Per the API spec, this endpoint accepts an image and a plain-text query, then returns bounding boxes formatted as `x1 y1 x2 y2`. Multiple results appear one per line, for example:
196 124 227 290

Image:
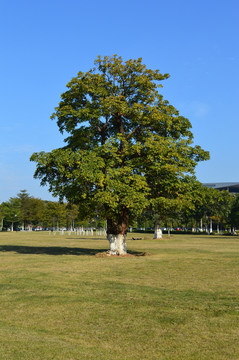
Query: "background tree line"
1 186 239 233
0 190 95 231
137 182 237 234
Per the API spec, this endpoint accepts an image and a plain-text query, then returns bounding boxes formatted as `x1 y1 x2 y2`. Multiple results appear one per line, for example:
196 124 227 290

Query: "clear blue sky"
0 0 238 202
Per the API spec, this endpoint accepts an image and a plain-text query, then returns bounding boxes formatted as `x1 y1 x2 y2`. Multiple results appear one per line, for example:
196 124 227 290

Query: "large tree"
31 55 209 254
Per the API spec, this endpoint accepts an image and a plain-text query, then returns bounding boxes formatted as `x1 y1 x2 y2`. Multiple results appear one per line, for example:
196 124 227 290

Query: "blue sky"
0 0 238 202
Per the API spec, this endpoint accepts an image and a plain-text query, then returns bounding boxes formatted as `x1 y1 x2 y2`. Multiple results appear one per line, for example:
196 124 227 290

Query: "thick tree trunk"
106 212 128 255
154 223 162 239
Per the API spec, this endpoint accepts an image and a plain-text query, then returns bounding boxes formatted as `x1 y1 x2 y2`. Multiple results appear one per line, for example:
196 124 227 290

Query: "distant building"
203 182 239 194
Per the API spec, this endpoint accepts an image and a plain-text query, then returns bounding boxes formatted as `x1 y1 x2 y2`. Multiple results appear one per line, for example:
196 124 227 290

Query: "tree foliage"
1 197 20 230
229 195 239 228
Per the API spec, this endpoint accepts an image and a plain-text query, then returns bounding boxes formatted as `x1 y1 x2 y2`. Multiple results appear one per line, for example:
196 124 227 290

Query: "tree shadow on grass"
0 245 145 257
0 245 106 256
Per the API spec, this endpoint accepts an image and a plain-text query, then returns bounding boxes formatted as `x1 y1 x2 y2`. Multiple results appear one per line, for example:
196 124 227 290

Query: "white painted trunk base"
199 218 203 232
107 234 127 255
154 225 162 239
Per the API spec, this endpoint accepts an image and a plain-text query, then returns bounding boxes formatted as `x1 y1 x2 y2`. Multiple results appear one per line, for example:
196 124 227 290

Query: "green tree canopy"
31 55 209 254
42 201 67 230
1 197 21 231
229 194 239 229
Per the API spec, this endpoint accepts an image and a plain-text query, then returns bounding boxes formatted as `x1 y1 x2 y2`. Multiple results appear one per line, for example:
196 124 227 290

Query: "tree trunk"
199 218 203 232
209 218 213 233
106 213 128 255
154 223 162 239
107 233 127 255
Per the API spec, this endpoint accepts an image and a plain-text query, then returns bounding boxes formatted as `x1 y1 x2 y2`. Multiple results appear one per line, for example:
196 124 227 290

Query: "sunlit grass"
0 231 238 359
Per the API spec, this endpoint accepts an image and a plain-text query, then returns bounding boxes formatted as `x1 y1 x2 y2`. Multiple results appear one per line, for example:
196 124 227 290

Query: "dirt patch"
95 251 150 258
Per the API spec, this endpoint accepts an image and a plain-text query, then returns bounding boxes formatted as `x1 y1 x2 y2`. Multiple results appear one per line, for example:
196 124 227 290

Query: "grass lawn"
0 231 238 359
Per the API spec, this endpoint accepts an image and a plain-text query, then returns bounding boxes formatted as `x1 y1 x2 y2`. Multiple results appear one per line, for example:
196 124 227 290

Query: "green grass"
0 231 238 359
